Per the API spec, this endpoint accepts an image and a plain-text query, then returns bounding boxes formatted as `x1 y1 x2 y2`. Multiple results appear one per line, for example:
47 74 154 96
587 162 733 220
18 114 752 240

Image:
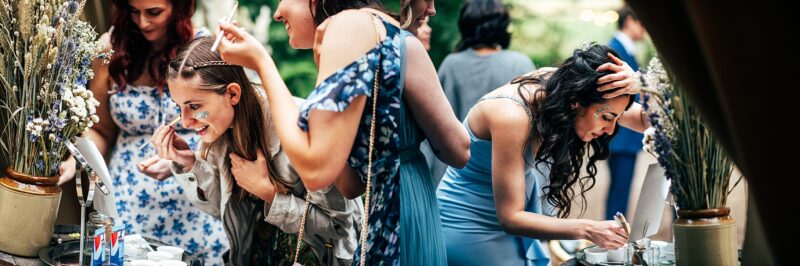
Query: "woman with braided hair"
151 36 363 265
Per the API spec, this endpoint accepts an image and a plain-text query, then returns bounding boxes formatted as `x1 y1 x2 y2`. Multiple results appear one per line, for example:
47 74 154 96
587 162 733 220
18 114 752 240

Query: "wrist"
577 219 593 240
257 180 276 203
257 56 280 80
255 49 271 71
178 156 196 172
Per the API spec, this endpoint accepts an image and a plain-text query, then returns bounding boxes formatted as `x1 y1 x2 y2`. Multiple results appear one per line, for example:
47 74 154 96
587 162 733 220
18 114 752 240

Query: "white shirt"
614 31 637 56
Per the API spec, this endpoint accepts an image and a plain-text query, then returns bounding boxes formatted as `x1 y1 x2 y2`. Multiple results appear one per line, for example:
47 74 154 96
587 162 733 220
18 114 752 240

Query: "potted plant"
0 0 106 256
641 57 741 265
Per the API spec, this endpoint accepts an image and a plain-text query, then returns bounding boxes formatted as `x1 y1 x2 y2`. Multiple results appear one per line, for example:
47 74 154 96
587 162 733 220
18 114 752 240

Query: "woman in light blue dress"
438 44 651 265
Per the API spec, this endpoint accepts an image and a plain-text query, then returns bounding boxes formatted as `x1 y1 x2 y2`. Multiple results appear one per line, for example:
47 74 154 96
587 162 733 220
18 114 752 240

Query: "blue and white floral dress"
108 85 228 264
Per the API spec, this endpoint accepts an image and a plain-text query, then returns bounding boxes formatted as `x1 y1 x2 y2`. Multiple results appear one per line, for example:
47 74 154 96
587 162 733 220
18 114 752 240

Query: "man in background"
606 5 647 221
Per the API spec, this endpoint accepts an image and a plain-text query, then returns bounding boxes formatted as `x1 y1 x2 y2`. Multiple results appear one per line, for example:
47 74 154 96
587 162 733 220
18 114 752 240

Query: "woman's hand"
137 156 174 181
97 26 114 53
217 21 272 72
585 220 629 249
596 53 641 98
150 125 195 171
57 156 77 186
230 149 276 203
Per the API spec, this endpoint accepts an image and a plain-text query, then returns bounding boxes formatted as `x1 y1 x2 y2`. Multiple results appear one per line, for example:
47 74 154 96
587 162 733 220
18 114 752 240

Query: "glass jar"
85 212 114 261
624 239 662 266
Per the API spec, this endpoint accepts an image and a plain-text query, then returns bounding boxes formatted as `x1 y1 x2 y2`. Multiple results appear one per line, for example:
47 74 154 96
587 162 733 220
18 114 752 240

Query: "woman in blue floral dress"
76 0 228 264
214 0 469 265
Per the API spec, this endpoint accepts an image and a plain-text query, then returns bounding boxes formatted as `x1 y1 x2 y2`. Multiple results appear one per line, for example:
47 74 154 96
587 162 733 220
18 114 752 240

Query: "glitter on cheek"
193 111 209 120
594 103 612 120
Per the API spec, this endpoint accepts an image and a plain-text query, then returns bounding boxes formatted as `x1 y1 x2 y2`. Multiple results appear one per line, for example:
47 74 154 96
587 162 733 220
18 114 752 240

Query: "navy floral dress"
298 15 403 266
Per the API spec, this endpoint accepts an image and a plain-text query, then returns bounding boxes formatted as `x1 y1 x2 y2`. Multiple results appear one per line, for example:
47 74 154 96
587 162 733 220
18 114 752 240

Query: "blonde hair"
400 0 413 29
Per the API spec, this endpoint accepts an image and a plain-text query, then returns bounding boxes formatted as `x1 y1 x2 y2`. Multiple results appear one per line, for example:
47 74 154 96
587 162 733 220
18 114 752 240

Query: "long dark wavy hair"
310 0 396 26
168 37 289 201
512 44 635 218
109 0 196 90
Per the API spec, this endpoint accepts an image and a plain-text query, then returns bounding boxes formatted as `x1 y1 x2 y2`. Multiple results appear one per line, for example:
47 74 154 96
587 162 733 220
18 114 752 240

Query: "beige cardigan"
171 95 363 265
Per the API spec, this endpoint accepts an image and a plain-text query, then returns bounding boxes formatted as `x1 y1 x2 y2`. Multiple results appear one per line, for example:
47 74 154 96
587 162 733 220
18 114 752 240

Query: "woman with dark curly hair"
437 44 648 266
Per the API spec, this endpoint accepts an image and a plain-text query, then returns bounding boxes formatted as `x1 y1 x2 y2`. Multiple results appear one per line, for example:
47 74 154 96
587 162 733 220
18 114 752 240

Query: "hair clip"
576 40 597 53
192 60 234 69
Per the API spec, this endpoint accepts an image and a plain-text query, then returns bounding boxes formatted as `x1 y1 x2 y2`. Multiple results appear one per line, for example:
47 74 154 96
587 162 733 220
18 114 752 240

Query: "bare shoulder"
317 10 376 43
404 35 426 56
315 10 389 81
484 100 532 129
470 97 532 142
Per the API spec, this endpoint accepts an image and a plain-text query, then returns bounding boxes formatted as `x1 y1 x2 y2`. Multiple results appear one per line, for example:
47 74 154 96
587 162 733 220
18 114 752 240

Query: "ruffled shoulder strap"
297 14 397 131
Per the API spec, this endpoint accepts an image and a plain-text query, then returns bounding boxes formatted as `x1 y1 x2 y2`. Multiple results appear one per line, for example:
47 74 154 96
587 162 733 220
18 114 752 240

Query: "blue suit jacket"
608 37 644 155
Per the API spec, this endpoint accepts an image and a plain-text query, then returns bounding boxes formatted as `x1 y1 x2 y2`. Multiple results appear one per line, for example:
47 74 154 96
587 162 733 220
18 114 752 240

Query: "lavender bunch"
1 0 110 176
639 57 735 210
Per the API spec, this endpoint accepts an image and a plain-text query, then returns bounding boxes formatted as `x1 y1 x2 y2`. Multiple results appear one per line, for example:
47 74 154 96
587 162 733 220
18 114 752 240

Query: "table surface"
1 251 44 266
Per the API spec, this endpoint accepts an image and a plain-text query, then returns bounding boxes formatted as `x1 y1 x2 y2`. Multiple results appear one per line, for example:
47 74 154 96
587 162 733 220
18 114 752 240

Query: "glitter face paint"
193 111 209 120
594 103 612 120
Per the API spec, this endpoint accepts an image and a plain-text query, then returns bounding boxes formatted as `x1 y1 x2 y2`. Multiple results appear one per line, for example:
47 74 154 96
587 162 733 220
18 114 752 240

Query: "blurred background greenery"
237 0 398 97
223 0 655 97
81 0 654 98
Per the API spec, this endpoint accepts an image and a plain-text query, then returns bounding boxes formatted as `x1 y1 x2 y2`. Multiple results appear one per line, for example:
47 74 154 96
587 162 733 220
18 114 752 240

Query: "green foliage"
426 0 465 67
235 0 657 93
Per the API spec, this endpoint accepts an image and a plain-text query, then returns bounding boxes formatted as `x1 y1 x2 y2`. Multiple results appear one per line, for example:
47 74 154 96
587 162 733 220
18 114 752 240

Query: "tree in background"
81 0 653 96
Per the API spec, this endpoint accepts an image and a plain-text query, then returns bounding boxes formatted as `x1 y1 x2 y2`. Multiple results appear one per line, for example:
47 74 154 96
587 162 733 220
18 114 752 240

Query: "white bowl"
585 247 608 264
158 260 188 266
607 245 626 262
130 260 160 266
157 246 184 260
147 251 174 261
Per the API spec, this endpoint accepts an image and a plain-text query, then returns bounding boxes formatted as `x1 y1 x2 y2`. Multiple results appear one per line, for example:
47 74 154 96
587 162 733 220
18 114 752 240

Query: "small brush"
138 116 182 150
614 211 631 239
211 1 239 52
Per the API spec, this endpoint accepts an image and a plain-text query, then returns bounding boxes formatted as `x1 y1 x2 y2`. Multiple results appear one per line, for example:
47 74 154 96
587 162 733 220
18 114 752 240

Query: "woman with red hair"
86 0 228 263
